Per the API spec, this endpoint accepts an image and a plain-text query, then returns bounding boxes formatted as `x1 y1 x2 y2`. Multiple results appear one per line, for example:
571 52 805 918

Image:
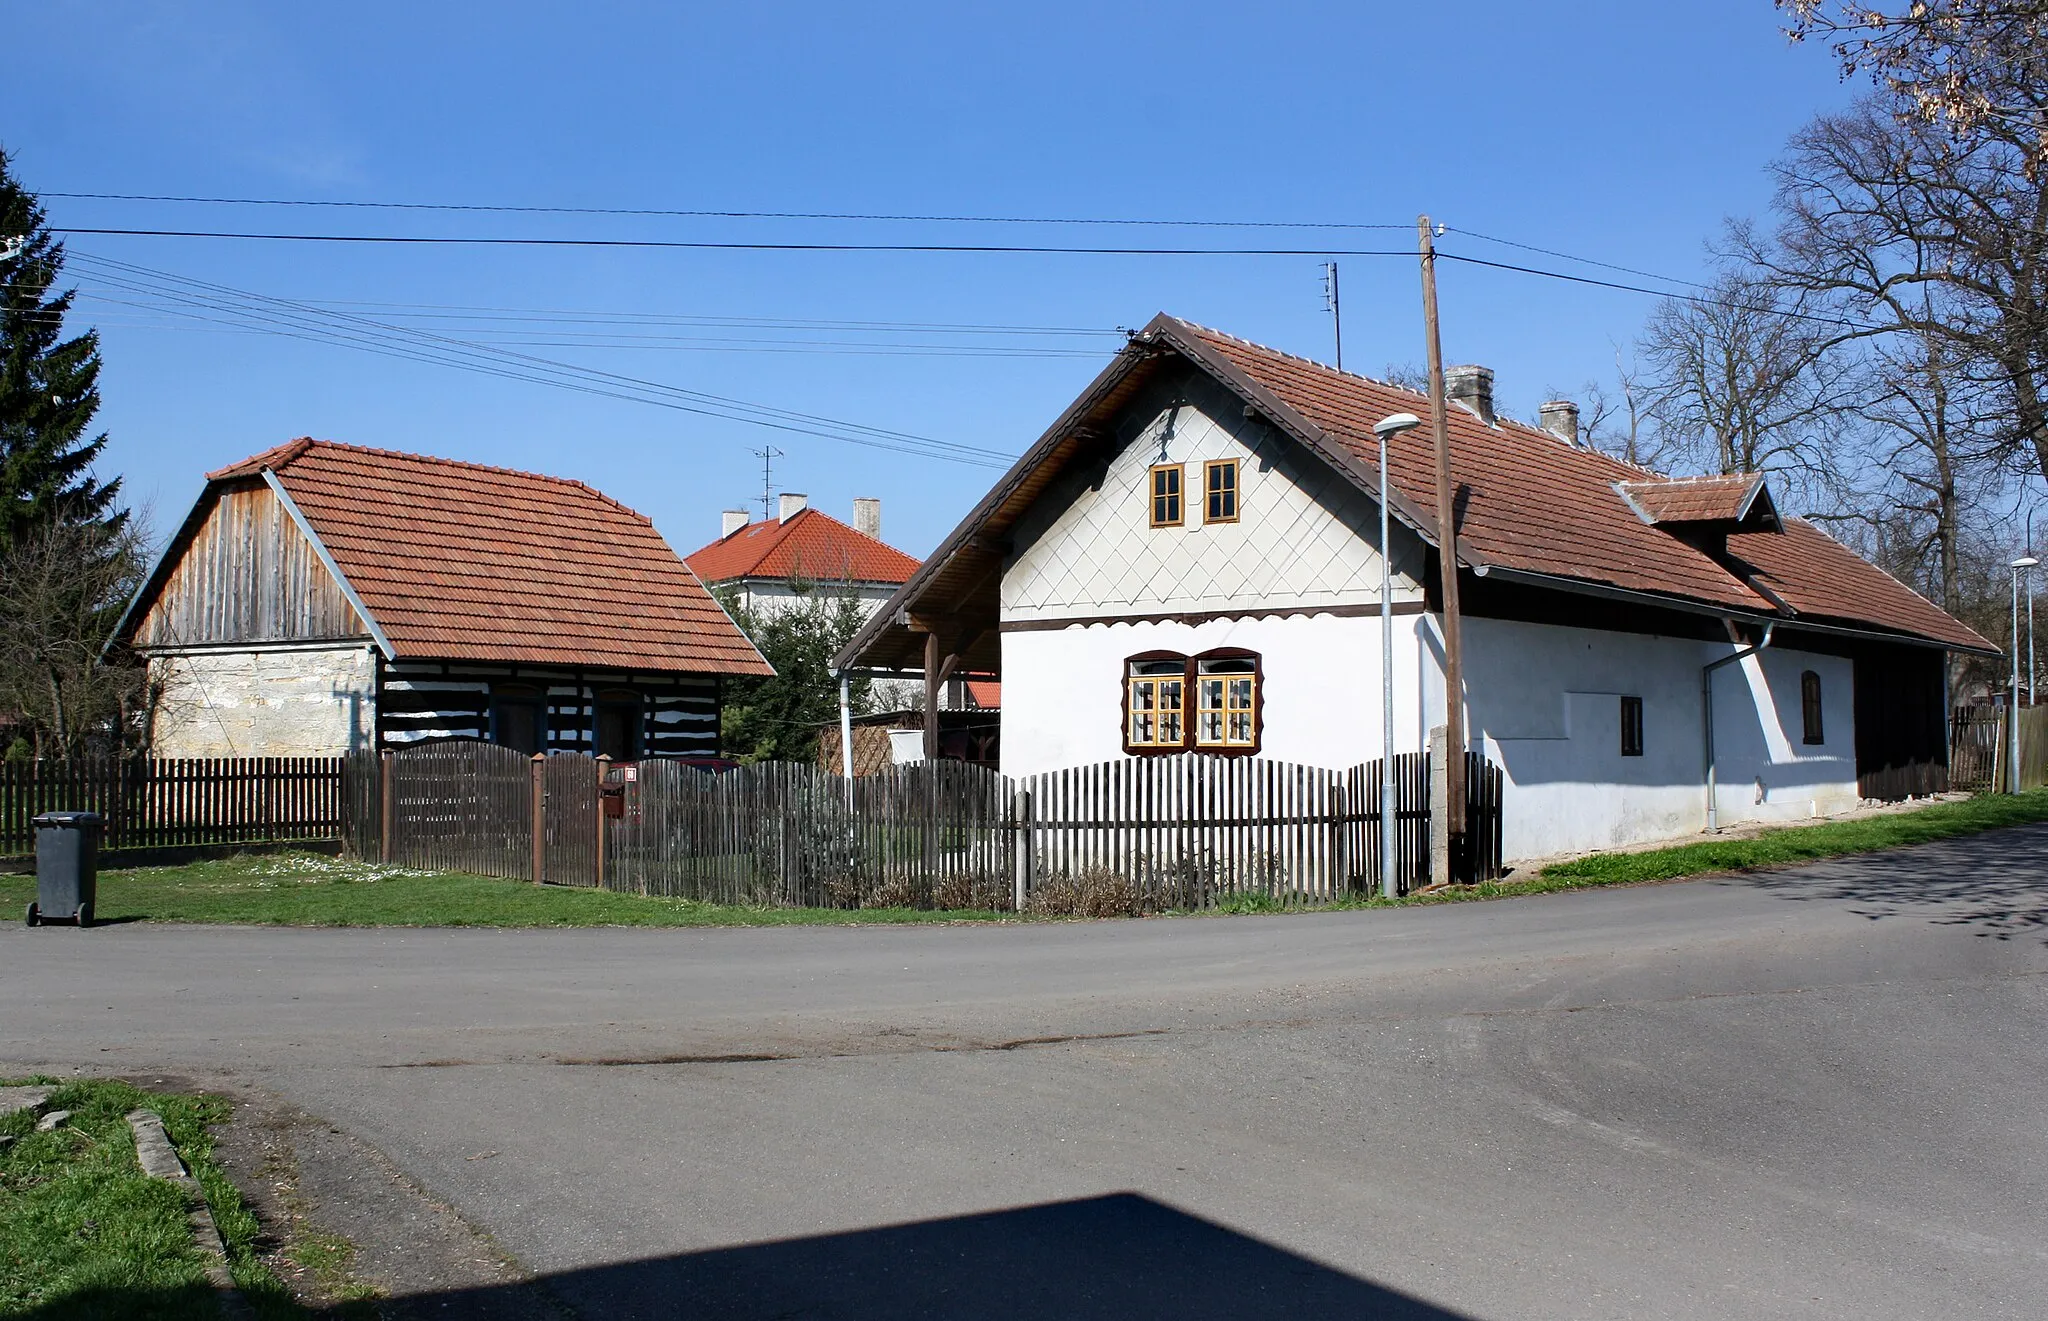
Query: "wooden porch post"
923 630 942 761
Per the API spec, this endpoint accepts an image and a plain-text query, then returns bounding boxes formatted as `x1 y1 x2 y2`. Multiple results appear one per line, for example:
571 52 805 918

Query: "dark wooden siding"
376 659 719 757
136 482 368 648
1854 645 1950 800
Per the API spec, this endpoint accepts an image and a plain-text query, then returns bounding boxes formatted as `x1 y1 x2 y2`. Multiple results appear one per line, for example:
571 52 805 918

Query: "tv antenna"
1321 261 1343 372
752 445 783 521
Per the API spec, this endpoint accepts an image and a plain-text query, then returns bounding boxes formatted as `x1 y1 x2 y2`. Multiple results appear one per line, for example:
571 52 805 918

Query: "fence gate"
382 741 534 879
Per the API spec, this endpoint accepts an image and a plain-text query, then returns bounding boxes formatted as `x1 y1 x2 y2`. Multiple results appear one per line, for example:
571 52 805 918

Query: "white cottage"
836 315 1994 863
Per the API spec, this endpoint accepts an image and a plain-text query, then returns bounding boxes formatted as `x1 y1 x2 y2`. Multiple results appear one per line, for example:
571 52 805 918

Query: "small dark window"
1204 459 1239 523
1620 695 1644 757
493 684 545 755
1149 464 1184 527
1801 671 1824 745
596 690 643 761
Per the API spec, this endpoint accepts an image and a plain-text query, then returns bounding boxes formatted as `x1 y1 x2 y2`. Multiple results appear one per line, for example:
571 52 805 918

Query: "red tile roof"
1615 475 1772 526
206 440 770 674
685 507 919 587
965 680 1001 709
1172 320 1993 653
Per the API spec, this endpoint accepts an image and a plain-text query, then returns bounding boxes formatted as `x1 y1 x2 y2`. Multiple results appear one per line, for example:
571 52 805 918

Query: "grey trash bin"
27 811 102 928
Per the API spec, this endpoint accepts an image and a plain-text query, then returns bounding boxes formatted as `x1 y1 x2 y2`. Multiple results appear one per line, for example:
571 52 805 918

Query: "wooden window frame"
1148 463 1185 528
1620 694 1644 757
1203 459 1240 524
1121 648 1263 757
595 688 644 761
1800 670 1824 745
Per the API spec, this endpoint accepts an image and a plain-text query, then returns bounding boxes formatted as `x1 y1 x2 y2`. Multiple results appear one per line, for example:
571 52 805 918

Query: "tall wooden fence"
0 757 345 856
380 742 534 878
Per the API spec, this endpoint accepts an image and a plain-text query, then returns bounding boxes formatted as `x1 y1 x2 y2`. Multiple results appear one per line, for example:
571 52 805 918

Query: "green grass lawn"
0 853 1017 928
0 1079 309 1320
4 791 2046 929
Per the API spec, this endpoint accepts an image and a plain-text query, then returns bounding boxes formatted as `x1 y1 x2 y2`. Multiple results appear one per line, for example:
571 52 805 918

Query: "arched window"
1800 671 1824 745
1124 654 1187 752
1122 649 1262 755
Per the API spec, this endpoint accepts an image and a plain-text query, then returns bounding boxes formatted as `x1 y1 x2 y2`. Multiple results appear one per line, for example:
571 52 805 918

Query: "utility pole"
1322 262 1343 372
752 445 783 522
1418 215 1467 870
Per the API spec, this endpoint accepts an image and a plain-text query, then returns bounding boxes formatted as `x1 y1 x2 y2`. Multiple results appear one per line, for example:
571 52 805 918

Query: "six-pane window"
1204 459 1239 523
1126 658 1186 748
1620 695 1644 757
1149 464 1184 527
1801 671 1824 744
1195 655 1257 747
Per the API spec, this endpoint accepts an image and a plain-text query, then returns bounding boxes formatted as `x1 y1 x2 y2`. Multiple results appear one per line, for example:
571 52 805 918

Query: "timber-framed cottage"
116 439 770 759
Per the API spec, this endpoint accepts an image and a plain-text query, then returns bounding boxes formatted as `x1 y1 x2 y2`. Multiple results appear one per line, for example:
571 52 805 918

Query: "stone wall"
148 644 376 757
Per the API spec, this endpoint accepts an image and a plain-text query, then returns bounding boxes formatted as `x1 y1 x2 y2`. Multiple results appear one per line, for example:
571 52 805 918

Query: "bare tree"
1744 94 2048 490
1634 264 1855 508
0 517 153 757
1554 347 1675 470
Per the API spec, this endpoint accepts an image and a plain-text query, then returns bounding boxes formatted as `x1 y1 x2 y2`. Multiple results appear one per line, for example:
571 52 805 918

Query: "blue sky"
3 1 1862 560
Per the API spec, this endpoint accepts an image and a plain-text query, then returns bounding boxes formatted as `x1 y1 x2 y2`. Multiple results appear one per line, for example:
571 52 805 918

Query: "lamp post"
1373 412 1424 897
2011 555 2039 793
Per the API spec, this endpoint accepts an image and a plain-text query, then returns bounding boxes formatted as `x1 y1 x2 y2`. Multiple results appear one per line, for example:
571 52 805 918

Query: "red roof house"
685 494 920 616
119 439 766 760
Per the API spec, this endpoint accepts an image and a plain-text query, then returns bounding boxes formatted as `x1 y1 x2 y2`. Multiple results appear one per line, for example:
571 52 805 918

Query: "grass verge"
0 1077 347 1320
0 852 1018 928
4 792 2045 929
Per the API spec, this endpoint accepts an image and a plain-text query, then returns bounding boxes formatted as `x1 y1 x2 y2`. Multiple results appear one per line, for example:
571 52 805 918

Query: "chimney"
779 492 808 523
1538 400 1580 446
721 509 749 537
1445 364 1496 426
852 497 882 540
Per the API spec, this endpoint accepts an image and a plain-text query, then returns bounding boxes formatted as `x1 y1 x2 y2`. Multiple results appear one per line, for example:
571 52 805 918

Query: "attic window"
1149 464 1184 527
1204 460 1239 523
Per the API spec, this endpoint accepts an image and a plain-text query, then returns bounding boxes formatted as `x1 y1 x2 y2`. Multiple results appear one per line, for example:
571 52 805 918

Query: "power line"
43 190 1413 231
53 226 1415 257
63 252 1020 466
1435 252 1887 332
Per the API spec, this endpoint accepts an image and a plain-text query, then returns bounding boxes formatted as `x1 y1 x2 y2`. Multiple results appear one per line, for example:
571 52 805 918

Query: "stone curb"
126 1108 253 1320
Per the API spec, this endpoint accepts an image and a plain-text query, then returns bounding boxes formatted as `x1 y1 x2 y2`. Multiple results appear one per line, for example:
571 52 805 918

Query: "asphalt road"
7 827 2048 1320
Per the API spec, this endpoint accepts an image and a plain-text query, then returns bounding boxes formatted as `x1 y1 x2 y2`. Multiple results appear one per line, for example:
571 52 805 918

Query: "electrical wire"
43 190 1412 230
53 226 1415 257
62 252 1023 466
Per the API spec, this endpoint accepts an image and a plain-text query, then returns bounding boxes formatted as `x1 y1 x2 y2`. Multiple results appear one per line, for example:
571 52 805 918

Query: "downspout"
1703 621 1775 833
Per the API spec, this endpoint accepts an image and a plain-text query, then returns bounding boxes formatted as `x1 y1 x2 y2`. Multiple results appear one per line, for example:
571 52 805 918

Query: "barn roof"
684 507 919 588
139 439 770 675
837 313 1995 675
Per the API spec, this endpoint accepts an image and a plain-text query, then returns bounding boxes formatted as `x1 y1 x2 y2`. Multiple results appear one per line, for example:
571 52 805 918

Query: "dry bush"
861 874 922 910
933 870 1011 911
1029 867 1151 918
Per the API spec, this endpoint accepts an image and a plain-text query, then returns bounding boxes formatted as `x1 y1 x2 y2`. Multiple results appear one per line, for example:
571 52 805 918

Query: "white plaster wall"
1460 617 1859 860
148 644 376 757
732 580 900 618
1003 373 1426 622
999 613 1431 777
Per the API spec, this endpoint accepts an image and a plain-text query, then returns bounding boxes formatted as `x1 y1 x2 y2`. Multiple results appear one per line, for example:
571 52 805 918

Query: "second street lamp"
1373 411 1424 898
2012 555 2039 792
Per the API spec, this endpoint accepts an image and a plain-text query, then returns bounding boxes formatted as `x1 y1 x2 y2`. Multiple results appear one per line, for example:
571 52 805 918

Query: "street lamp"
1373 412 1424 897
2011 555 2039 793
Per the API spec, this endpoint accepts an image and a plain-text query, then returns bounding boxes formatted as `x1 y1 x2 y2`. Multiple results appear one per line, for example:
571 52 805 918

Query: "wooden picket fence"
357 739 1505 906
0 757 346 856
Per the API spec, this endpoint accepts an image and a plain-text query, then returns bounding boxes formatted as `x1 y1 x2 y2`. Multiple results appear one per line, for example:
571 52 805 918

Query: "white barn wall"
1000 613 1431 776
1461 617 1857 859
148 641 376 757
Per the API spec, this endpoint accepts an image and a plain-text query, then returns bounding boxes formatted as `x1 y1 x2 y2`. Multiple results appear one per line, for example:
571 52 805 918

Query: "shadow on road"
1736 822 2048 941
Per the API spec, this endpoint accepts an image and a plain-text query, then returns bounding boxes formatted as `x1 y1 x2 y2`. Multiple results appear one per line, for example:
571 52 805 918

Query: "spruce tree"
0 147 121 550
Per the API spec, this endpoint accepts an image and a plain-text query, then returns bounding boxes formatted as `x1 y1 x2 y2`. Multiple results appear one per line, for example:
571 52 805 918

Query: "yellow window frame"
1148 463 1184 528
1126 674 1186 748
1204 459 1239 523
1194 670 1258 748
